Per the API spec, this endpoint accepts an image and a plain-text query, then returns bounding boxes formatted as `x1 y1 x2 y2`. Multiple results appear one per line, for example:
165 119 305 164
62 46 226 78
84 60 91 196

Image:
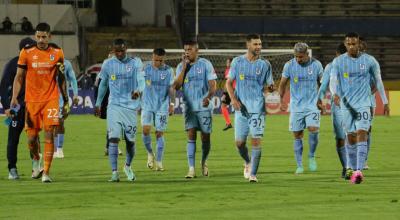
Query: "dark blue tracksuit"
0 56 26 171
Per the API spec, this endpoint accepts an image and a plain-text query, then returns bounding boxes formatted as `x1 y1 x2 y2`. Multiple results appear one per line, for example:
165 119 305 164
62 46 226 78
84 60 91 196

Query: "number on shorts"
356 111 370 121
202 116 212 127
312 112 320 121
250 117 262 128
159 115 167 125
47 108 58 118
126 126 137 135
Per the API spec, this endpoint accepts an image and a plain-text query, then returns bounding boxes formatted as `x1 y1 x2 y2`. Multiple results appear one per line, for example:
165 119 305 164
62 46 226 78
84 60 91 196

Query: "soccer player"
0 37 36 179
330 32 389 184
53 59 79 158
226 34 274 182
318 43 348 178
95 38 145 182
141 48 175 171
173 40 217 178
221 57 233 131
10 23 69 183
279 42 323 175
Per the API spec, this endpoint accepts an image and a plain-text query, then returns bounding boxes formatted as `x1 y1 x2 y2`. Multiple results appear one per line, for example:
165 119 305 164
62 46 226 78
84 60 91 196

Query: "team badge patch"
111 74 116 81
308 67 313 75
50 54 55 61
239 74 245 80
126 65 132 72
344 72 349 78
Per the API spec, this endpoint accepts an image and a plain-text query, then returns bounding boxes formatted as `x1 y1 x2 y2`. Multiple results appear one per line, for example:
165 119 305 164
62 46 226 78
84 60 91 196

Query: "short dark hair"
153 48 166 56
19 37 36 50
112 38 127 47
36 23 51 32
336 43 347 54
246 34 261 42
183 39 198 46
359 36 366 42
345 32 359 39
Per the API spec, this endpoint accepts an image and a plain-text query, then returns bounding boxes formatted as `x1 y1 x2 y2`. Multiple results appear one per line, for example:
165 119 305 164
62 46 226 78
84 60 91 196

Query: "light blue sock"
237 145 250 164
57 134 64 149
336 145 347 168
357 141 368 170
250 147 261 176
142 134 153 154
201 140 211 164
53 136 58 151
108 142 119 171
294 139 303 168
156 137 165 162
346 144 357 170
125 141 135 166
366 132 371 162
308 132 319 158
187 140 196 168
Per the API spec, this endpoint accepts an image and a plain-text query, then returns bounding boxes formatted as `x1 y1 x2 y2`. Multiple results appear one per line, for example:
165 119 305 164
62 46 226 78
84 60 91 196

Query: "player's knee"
187 129 197 140
336 138 345 148
142 126 151 136
357 130 369 142
109 138 120 143
308 127 319 133
293 131 304 139
251 138 261 147
155 131 163 138
201 133 210 142
347 133 357 145
236 141 246 148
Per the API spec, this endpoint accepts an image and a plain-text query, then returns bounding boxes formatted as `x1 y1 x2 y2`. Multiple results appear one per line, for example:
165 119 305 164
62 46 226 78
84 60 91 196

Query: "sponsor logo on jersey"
111 74 116 81
126 65 132 72
239 73 244 80
146 79 151 86
344 72 349 78
360 64 365 70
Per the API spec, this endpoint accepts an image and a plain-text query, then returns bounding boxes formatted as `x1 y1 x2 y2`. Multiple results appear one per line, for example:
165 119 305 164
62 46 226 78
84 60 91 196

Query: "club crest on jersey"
126 65 132 72
160 72 167 80
255 68 261 75
146 79 151 86
50 54 55 61
307 67 313 75
111 74 116 81
344 72 349 78
239 73 245 80
360 64 365 70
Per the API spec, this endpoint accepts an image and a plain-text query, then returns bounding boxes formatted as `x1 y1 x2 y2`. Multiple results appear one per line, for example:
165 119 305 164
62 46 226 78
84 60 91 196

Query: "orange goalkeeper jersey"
18 44 64 103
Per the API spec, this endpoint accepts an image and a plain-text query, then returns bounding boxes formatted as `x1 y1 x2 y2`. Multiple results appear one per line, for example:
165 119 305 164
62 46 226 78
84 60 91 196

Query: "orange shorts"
25 99 60 131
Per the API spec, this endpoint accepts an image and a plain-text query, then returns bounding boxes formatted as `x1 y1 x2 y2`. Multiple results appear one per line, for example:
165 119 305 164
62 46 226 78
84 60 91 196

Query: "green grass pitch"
0 114 399 219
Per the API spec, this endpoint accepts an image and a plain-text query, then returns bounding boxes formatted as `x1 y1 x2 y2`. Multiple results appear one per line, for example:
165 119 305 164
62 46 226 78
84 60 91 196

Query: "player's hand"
56 62 65 74
94 106 101 117
72 95 79 106
231 98 241 111
168 104 174 116
317 99 325 114
280 98 288 112
267 85 274 93
4 109 11 117
333 94 340 106
131 91 141 100
62 103 70 120
202 97 211 107
383 104 390 116
10 98 19 109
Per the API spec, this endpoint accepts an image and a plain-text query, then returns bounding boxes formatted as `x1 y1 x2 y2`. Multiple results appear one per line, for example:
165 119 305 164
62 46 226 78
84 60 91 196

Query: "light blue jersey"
282 58 323 113
228 55 273 113
142 62 174 113
330 53 388 109
99 56 145 110
176 57 217 112
59 60 78 109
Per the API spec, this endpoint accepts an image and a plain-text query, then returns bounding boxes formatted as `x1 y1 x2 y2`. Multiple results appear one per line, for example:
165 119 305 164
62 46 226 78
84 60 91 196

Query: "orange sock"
221 106 231 125
43 138 55 174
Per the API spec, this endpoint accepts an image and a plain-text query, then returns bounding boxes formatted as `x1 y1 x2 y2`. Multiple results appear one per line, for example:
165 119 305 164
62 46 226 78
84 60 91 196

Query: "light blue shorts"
342 106 371 133
289 110 320 132
235 112 265 141
331 104 345 140
107 105 138 141
184 110 212 133
141 110 168 132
